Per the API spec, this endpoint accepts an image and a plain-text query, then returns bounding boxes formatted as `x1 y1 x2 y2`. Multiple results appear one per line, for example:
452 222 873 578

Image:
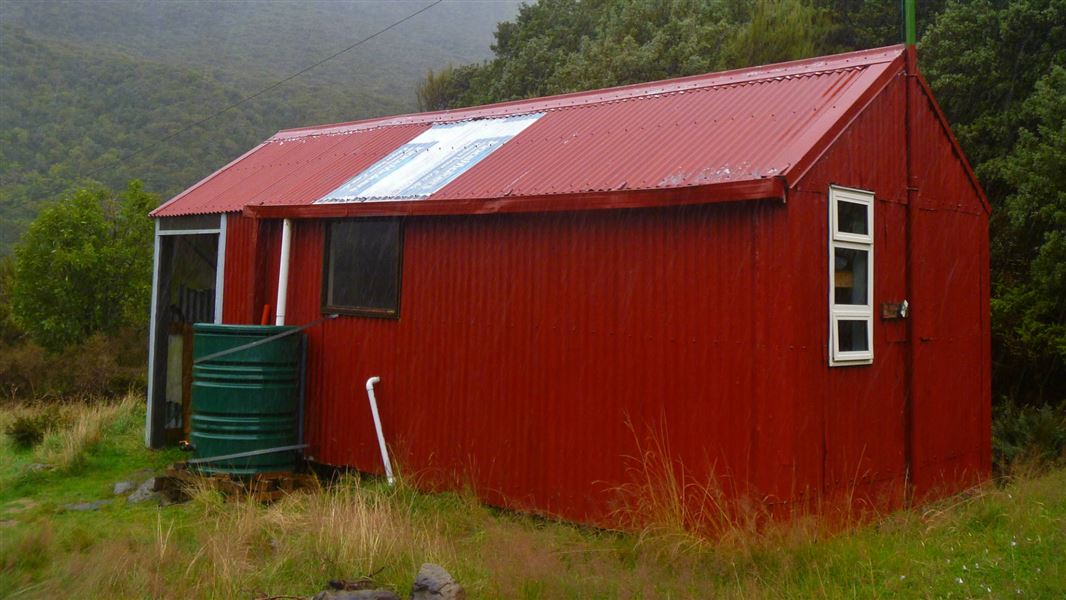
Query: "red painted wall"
244 204 785 521
907 74 992 498
793 73 913 508
219 72 990 523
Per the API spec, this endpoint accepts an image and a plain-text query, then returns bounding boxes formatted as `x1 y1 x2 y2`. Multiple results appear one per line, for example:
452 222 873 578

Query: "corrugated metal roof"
153 46 905 217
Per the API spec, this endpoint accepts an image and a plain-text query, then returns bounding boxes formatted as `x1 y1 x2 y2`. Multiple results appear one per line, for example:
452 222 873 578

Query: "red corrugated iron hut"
146 45 991 523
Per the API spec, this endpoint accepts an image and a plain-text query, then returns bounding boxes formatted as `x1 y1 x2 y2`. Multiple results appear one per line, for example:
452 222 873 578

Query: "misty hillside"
0 0 520 255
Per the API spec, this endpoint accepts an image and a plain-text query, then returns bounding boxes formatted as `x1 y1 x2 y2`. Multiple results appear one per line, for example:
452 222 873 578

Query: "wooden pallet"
159 462 320 503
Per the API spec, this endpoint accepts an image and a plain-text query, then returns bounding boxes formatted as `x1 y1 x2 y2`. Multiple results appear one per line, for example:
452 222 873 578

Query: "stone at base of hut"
312 590 400 600
410 563 465 600
115 469 156 496
127 478 160 504
309 562 464 600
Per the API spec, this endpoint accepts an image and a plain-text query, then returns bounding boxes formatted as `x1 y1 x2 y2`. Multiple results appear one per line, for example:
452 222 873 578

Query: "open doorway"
146 214 226 448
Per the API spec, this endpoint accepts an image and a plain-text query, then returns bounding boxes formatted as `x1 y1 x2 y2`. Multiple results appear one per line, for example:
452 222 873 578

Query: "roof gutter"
242 178 787 220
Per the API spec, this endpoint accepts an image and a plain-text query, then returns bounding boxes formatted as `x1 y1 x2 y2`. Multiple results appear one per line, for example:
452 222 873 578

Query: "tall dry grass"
36 393 139 470
611 419 831 560
161 476 451 598
5 475 455 599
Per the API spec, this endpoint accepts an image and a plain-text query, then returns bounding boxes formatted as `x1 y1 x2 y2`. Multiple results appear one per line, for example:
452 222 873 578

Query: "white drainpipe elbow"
365 376 395 485
366 376 381 392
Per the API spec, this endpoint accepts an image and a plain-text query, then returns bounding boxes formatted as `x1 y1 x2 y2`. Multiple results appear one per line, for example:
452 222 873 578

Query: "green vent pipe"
904 0 917 46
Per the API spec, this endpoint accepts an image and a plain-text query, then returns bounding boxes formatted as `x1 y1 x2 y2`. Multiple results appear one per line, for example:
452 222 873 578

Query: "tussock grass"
168 476 450 598
611 419 834 563
32 393 139 470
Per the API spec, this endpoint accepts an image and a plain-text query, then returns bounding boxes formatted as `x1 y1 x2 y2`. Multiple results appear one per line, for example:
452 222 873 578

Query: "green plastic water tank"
190 323 302 475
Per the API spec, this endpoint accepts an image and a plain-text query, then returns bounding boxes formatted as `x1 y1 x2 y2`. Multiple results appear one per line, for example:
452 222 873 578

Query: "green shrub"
0 331 145 400
5 412 50 449
992 400 1066 471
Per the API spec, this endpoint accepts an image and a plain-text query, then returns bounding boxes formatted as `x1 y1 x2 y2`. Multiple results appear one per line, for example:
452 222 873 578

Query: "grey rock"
63 499 111 512
26 463 50 472
313 590 400 600
127 478 160 504
113 481 134 495
410 563 465 600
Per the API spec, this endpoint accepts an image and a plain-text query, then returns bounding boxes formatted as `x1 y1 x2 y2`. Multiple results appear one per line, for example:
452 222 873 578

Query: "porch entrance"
146 214 226 448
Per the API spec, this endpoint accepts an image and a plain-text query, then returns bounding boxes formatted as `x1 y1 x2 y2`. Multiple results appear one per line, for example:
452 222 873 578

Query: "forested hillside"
0 26 397 254
0 0 519 255
0 0 520 99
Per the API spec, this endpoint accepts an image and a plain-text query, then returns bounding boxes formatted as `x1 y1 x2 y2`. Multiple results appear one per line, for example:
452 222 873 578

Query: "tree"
0 256 22 344
418 0 841 110
985 66 1066 401
813 0 947 51
11 181 157 351
417 64 480 112
719 0 834 68
921 0 1066 403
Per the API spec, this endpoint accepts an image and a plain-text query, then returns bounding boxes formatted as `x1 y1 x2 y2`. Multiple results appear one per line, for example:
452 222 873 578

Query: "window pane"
837 200 869 236
834 247 869 305
837 319 869 353
327 220 400 313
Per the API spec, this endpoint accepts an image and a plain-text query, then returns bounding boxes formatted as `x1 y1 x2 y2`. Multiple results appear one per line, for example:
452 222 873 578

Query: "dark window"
323 219 402 316
833 247 869 305
836 319 870 353
835 200 869 236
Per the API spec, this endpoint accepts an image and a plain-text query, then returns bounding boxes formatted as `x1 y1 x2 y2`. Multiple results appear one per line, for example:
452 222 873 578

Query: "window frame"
321 218 403 319
828 185 874 366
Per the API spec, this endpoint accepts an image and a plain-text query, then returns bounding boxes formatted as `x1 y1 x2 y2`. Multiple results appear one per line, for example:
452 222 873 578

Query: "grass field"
1 397 1063 599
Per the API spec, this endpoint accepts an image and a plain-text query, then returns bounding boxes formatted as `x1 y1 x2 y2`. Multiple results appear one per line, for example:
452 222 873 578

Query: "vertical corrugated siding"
907 75 991 497
794 73 990 505
280 205 774 522
792 75 912 510
222 213 258 324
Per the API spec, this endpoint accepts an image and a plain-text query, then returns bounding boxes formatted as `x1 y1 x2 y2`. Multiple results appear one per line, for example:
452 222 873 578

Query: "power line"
82 0 443 180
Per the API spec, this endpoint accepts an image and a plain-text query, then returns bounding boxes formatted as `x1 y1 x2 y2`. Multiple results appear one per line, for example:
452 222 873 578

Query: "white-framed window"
828 185 874 366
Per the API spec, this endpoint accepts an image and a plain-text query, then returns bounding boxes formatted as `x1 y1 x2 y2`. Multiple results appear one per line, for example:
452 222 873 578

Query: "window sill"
322 306 400 320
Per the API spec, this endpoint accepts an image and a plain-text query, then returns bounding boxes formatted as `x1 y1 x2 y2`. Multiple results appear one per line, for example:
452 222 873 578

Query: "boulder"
113 481 134 495
410 563 465 600
127 478 160 504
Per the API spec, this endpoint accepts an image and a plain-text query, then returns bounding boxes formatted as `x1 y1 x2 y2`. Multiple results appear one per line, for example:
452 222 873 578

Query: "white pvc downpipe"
213 213 227 324
275 218 293 326
365 376 395 485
